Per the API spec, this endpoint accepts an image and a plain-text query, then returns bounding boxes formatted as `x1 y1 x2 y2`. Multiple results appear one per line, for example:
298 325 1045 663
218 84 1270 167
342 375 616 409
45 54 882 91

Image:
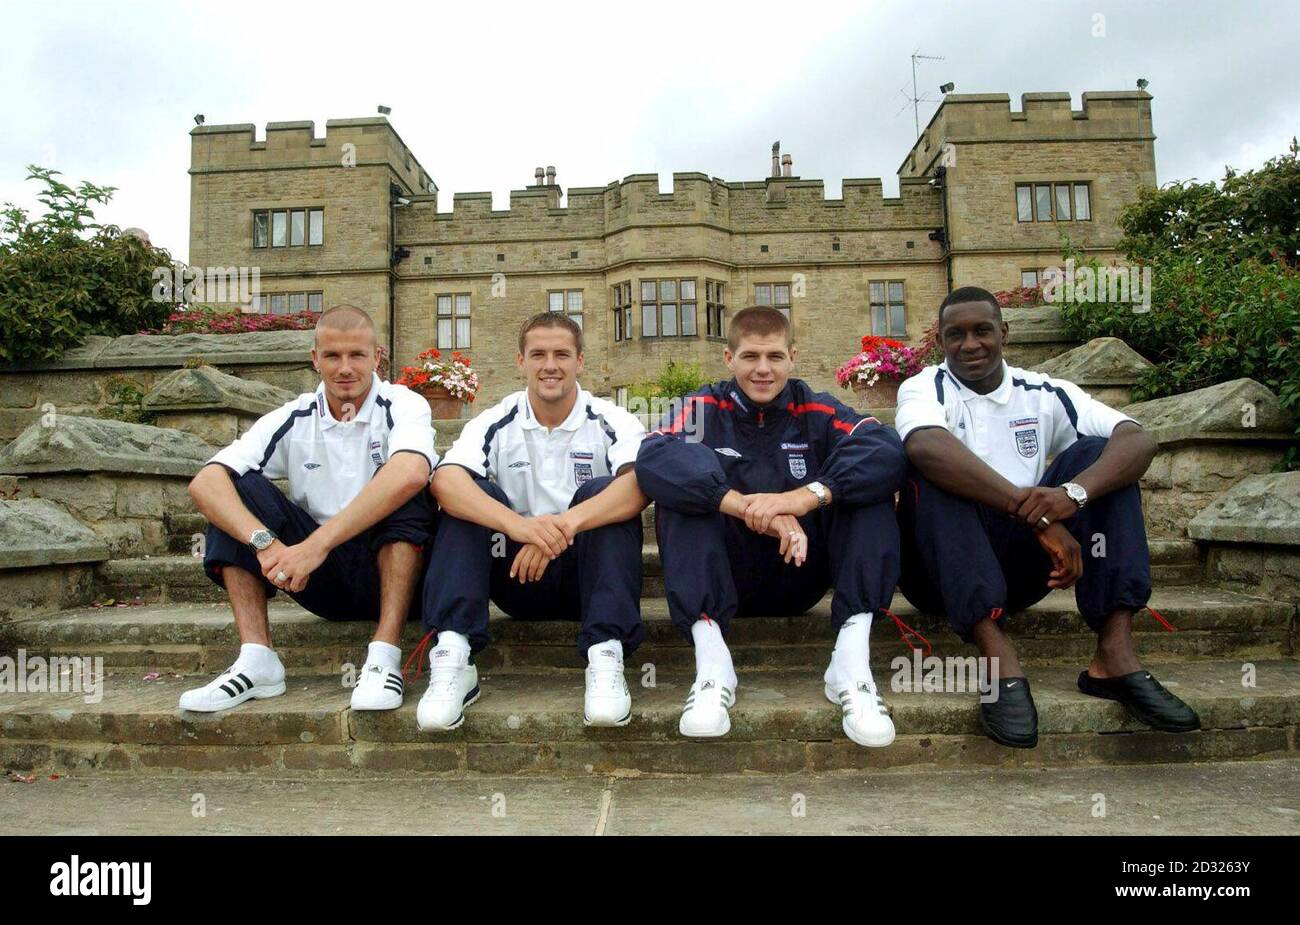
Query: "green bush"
1057 139 1300 467
0 166 179 364
628 360 710 404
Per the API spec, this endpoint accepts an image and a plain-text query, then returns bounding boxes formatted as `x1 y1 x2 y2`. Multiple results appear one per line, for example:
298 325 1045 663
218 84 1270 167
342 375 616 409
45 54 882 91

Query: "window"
706 280 727 337
614 386 628 408
753 283 791 319
254 208 324 248
1021 269 1039 289
1015 183 1091 223
251 291 324 314
869 281 907 337
437 294 471 348
612 282 633 341
640 279 698 337
548 289 584 329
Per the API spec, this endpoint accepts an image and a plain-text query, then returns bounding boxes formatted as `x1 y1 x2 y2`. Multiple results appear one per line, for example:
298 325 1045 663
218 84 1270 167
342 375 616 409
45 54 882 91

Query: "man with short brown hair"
181 304 436 714
636 305 907 747
417 311 649 731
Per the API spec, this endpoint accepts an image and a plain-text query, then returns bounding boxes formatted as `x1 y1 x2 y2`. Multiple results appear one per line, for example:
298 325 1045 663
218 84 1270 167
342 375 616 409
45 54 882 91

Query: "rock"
1005 305 1067 343
1122 379 1295 445
96 331 314 368
0 416 214 477
142 365 295 415
1035 336 1153 384
1188 472 1300 545
0 499 109 569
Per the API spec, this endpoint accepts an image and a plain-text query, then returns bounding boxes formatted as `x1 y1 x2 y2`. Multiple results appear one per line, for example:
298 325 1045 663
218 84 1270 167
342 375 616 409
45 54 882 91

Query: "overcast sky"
2 0 1295 263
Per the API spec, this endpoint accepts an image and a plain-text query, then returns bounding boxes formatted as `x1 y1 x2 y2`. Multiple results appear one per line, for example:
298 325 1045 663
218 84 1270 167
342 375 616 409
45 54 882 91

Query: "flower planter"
851 378 901 408
417 384 467 420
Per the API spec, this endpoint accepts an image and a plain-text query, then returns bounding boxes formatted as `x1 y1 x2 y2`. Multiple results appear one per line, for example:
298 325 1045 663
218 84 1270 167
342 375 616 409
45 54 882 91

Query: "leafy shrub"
145 307 319 335
0 166 178 364
629 360 709 404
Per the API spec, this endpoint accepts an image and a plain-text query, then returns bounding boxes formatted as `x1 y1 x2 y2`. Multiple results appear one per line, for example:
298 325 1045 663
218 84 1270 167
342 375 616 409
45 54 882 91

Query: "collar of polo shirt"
315 371 381 428
943 360 1013 405
519 383 587 431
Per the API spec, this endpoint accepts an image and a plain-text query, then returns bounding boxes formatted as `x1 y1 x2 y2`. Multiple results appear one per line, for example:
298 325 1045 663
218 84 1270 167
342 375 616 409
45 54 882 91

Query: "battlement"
190 117 433 195
899 89 1155 176
403 168 940 239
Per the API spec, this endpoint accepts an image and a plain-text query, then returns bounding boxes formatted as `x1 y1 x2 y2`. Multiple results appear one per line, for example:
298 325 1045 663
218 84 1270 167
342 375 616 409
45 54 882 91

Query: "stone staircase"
1 314 1298 779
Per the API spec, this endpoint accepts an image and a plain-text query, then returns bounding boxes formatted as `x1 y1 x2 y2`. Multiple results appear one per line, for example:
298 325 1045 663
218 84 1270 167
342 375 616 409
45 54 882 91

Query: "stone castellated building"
188 90 1156 405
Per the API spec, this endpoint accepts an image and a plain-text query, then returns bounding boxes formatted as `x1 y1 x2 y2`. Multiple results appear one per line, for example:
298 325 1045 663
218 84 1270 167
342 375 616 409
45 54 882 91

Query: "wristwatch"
1061 482 1088 510
248 528 276 552
804 481 829 508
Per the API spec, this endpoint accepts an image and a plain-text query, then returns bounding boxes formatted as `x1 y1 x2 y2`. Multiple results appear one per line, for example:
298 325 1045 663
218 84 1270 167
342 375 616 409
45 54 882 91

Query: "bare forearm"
189 464 265 543
1070 423 1157 501
565 469 649 533
311 453 430 551
432 466 520 534
905 428 1023 513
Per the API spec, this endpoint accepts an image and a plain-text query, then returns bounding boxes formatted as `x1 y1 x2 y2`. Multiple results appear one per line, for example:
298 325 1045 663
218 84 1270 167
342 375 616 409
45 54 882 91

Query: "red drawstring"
1147 606 1176 632
989 607 1004 623
880 607 932 657
402 629 436 683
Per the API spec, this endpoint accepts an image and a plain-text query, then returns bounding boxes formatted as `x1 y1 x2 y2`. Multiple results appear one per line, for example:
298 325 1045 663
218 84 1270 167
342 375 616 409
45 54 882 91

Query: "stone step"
1 660 1295 776
6 585 1291 675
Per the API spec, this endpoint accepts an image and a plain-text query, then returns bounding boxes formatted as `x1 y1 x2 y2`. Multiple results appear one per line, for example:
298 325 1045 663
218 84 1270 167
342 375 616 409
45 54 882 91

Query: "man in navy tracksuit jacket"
636 306 907 748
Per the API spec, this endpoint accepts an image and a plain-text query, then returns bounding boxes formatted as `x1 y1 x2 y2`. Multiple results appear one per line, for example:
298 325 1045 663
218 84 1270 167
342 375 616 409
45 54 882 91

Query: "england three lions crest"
1014 428 1039 458
788 455 807 479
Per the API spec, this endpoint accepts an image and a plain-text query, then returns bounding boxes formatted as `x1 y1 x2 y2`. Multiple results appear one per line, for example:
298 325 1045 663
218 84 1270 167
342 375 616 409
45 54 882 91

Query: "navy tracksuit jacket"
636 377 907 636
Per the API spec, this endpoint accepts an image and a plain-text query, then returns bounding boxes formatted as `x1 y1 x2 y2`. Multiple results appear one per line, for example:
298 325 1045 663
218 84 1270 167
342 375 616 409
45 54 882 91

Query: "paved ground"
2 759 1296 835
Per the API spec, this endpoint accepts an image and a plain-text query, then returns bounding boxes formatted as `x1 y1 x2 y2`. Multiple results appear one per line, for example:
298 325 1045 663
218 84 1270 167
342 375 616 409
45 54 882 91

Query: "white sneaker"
584 646 632 727
824 665 895 747
416 645 479 732
179 663 285 713
679 677 735 737
350 661 405 711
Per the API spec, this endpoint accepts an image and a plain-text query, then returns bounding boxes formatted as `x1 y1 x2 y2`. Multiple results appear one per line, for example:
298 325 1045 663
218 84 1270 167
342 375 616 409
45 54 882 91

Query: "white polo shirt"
209 372 438 523
894 361 1136 488
439 385 645 516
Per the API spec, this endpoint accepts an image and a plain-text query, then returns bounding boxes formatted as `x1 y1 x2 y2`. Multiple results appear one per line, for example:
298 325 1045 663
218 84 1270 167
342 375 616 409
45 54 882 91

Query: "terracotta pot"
851 378 901 408
417 384 467 420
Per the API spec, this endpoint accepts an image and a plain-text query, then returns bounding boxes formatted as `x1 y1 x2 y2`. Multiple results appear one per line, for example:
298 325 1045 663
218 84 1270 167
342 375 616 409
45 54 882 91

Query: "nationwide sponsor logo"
1008 417 1038 428
1015 428 1039 458
569 450 594 460
714 447 742 458
780 442 809 451
789 455 807 479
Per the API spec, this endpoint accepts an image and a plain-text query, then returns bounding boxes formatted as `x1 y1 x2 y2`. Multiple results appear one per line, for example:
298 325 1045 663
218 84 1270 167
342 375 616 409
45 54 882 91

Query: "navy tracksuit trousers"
655 499 901 636
420 475 645 658
202 470 435 621
897 435 1152 642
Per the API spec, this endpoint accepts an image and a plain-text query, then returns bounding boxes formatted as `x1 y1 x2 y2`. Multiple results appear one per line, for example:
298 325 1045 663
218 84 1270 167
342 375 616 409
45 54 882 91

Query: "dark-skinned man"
894 286 1199 748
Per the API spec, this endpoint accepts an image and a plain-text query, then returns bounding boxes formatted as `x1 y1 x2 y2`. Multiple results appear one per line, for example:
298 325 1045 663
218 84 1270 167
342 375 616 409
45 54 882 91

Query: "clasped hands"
1008 485 1084 589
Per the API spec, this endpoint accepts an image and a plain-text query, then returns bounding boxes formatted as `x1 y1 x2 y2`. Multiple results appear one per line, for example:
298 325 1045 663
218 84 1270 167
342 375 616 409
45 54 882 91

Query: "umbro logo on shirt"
508 460 531 469
715 447 742 458
303 462 321 470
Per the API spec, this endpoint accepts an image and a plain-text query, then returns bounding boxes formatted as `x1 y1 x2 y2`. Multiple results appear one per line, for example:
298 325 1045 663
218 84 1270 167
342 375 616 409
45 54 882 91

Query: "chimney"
534 167 545 186
770 141 781 178
781 153 792 177
545 165 556 186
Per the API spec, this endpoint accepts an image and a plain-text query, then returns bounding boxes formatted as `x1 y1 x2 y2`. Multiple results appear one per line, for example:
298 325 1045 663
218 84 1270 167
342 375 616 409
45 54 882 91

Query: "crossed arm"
188 451 432 593
903 421 1156 587
430 463 650 583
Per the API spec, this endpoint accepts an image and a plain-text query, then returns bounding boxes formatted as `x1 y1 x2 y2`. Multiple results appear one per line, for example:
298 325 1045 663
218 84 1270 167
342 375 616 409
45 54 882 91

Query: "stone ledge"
0 499 109 569
142 365 295 415
1004 305 1068 343
0 416 214 477
1188 472 1300 546
1122 378 1296 445
0 331 314 373
1034 336 1153 384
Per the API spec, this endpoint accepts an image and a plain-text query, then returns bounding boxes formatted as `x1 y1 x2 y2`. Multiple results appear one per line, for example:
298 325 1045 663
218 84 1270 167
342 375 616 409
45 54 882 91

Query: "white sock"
433 630 470 664
236 642 283 681
691 618 737 689
588 640 623 665
366 640 401 671
831 613 873 684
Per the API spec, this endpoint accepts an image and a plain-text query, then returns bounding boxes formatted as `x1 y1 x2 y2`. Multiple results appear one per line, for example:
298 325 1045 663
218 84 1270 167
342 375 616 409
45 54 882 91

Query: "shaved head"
314 304 376 346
